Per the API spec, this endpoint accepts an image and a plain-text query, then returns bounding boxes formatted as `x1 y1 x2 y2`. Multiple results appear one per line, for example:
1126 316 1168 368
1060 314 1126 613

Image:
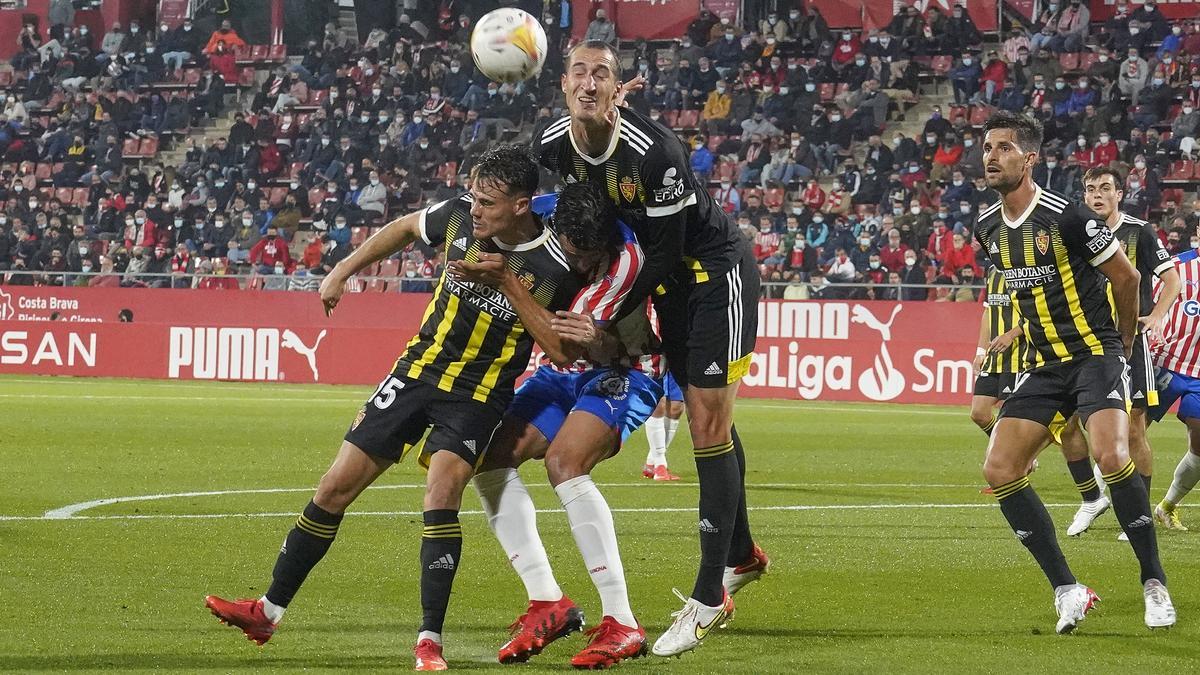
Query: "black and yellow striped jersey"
395 192 584 407
975 187 1123 370
535 106 743 283
1111 212 1173 321
982 266 1026 374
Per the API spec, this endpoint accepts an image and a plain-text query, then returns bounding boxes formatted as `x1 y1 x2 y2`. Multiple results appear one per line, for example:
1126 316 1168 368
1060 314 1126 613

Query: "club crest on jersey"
619 176 637 202
594 372 629 400
1036 229 1049 255
518 272 536 290
351 407 366 431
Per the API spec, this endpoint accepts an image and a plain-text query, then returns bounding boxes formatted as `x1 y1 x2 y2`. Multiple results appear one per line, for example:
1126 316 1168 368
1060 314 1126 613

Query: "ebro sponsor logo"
1183 300 1200 317
168 327 326 381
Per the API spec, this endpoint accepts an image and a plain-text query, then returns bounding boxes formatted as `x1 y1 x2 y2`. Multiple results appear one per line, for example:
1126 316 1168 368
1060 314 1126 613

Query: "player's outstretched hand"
614 74 647 108
552 311 600 346
318 273 345 317
448 252 509 286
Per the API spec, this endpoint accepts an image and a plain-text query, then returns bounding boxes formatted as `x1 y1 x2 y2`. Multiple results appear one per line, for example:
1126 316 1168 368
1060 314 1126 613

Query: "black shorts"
1128 333 1158 410
655 246 759 389
973 370 1018 400
999 354 1130 428
344 371 503 468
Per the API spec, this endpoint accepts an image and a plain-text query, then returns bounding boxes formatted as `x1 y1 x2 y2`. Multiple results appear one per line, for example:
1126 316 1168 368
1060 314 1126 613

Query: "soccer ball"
469 8 548 84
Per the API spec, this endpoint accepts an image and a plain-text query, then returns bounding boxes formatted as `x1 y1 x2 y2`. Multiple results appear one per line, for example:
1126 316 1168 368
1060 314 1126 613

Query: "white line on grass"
0 391 962 416
1 502 1085 523
40 482 981 519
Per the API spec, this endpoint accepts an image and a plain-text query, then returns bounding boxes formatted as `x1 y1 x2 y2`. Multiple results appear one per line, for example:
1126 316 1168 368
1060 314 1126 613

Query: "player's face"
1083 176 1122 219
562 47 619 125
469 179 529 240
982 128 1037 193
558 234 606 277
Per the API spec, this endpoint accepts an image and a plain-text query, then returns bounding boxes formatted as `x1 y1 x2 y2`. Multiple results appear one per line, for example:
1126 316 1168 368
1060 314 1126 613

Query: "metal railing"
2 271 978 300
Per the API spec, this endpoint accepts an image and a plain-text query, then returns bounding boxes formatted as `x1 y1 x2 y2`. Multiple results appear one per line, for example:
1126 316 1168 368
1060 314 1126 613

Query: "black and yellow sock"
692 439 739 606
266 500 344 607
726 425 754 566
1066 458 1102 502
979 411 998 438
993 476 1075 588
1105 460 1166 584
1141 473 1152 497
419 509 463 634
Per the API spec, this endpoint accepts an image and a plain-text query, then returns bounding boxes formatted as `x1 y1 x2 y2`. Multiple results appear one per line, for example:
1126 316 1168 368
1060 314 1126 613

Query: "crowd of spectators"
1 1 1199 303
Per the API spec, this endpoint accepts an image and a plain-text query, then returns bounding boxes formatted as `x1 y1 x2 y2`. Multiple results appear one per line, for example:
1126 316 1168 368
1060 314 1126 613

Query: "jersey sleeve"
417 193 469 247
1139 224 1174 277
642 140 698 218
1061 204 1118 267
568 236 645 323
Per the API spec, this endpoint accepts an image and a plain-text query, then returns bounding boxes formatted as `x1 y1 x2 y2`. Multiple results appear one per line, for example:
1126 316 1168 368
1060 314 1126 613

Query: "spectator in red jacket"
931 137 964 183
878 228 910 272
248 226 293 274
753 217 780 262
831 30 863 71
925 219 955 266
1091 132 1118 167
941 232 980 278
801 180 826 211
126 209 157 249
978 50 1008 104
198 257 241 289
1072 135 1096 169
208 41 238 82
256 140 283 179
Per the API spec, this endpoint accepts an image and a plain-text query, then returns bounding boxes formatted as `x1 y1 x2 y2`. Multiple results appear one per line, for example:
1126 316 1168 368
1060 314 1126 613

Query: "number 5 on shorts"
371 376 406 409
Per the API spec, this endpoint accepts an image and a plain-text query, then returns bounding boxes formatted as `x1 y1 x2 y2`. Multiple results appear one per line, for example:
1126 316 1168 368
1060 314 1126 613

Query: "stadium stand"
0 3 1198 302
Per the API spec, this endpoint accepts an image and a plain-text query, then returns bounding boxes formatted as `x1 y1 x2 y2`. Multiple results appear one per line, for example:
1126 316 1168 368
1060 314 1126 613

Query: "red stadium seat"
268 187 287 207
307 187 326 206
707 134 725 152
379 259 401 277
763 187 785 208
289 162 305 179
139 137 159 156
717 160 738 182
369 226 382 238
818 83 836 101
835 83 850 98
268 44 287 62
250 45 269 62
307 89 327 106
742 188 762 203
930 56 953 76
247 275 266 290
1077 52 1098 72
1166 160 1195 181
1058 53 1081 72
968 105 992 127
1193 162 1200 180
365 279 389 292
0 71 12 88
1166 104 1182 123
350 226 369 247
234 44 251 61
948 104 967 122
676 109 699 128
34 163 52 181
72 188 89 205
55 187 74 205
436 161 458 180
122 138 141 157
182 68 201 85
1160 188 1184 206
663 109 680 128
238 67 256 87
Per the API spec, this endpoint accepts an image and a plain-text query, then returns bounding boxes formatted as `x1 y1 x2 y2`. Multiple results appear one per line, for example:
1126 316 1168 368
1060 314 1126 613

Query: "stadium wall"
0 287 979 404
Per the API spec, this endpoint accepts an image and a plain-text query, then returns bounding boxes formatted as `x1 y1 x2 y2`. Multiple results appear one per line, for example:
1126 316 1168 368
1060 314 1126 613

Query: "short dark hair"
565 40 623 79
552 182 614 252
1083 166 1124 188
472 144 539 197
983 110 1043 153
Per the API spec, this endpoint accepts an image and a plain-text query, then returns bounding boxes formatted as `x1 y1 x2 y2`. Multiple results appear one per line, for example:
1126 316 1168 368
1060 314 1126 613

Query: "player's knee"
982 453 1022 486
1091 445 1131 474
313 471 356 513
544 449 588 486
969 407 994 430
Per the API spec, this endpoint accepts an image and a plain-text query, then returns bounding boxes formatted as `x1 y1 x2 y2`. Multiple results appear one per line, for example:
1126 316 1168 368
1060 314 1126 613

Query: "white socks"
473 468 563 602
555 475 638 628
417 630 441 644
644 415 679 467
1165 451 1200 507
259 596 285 623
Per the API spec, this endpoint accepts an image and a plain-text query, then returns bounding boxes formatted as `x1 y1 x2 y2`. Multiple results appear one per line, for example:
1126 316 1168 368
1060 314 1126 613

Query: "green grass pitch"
3 375 1200 673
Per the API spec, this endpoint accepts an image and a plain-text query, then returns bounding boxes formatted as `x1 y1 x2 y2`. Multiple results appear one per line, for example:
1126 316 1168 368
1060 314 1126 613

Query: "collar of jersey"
492 217 550 252
1002 184 1042 229
569 108 622 165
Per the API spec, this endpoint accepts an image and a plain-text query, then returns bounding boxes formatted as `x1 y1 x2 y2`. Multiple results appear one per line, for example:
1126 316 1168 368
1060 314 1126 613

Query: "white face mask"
1135 160 1146 169
964 139 974 147
1046 161 1057 169
910 206 922 215
905 257 916 266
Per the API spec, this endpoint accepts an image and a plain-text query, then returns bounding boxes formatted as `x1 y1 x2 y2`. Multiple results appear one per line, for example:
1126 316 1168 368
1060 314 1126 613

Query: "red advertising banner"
0 287 982 404
571 0 701 41
1092 0 1200 21
813 0 999 32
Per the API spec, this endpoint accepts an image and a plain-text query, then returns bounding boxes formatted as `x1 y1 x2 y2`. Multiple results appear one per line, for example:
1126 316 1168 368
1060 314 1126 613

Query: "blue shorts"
1149 368 1200 422
661 372 684 402
509 366 663 444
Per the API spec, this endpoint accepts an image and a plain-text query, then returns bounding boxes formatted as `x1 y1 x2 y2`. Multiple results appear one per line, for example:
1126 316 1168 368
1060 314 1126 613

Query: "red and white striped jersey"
542 220 664 377
1153 253 1200 377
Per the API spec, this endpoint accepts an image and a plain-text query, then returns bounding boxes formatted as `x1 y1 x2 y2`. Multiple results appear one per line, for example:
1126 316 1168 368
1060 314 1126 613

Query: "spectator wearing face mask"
1119 48 1150 106
830 30 862 72
1133 74 1174 128
249 226 293 275
1170 103 1199 157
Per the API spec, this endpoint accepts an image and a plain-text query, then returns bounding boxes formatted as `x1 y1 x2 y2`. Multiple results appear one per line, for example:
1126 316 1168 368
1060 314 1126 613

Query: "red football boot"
204 595 277 646
570 616 647 670
497 596 585 664
652 465 680 481
414 638 448 671
642 463 654 478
